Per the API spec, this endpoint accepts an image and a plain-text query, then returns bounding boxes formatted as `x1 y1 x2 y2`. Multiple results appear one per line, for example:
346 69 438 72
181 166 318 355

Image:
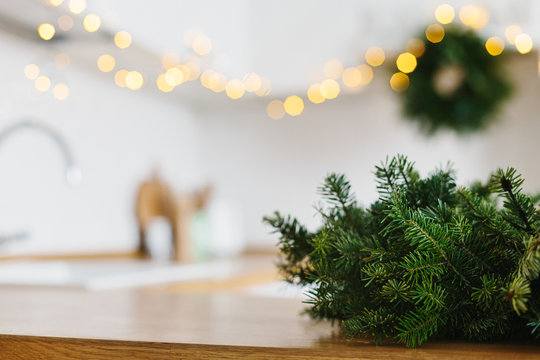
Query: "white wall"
198 53 540 248
0 32 204 256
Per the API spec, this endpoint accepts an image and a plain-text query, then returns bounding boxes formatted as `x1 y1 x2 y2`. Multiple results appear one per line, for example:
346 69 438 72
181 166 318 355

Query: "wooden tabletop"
0 284 539 359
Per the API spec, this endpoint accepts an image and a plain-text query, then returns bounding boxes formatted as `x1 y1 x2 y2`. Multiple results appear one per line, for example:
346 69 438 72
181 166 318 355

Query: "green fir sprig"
264 155 540 347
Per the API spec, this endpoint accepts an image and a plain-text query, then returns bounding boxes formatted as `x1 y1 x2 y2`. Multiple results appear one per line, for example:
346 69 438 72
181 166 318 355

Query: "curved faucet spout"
0 119 82 186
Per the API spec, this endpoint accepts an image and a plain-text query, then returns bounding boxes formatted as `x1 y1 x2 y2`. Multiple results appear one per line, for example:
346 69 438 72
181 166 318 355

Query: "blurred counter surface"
0 254 538 359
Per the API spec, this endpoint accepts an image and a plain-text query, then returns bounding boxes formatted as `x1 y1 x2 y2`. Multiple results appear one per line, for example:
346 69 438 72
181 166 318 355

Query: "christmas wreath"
401 27 512 133
264 155 539 347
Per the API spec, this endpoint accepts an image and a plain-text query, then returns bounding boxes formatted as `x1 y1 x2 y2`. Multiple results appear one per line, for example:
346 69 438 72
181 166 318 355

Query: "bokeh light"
114 70 128 88
58 15 73 31
114 31 132 49
365 47 385 67
515 34 533 54
192 35 212 55
165 67 184 86
243 73 262 92
24 64 40 79
406 38 426 58
320 79 340 99
125 71 144 90
342 67 362 88
396 52 417 73
505 25 523 45
459 5 489 30
225 79 245 99
283 95 304 116
212 74 228 93
425 24 445 43
161 53 180 69
390 72 409 92
68 0 86 14
97 54 116 72
38 23 55 40
357 64 373 85
255 78 272 96
48 0 64 6
156 74 174 93
435 4 455 24
485 37 505 56
35 76 51 92
324 59 344 79
54 53 70 68
53 83 69 100
83 14 101 33
266 100 285 120
307 84 325 104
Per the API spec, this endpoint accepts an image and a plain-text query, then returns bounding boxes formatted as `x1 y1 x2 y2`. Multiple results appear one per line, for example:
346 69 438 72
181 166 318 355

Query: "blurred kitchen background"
0 0 539 262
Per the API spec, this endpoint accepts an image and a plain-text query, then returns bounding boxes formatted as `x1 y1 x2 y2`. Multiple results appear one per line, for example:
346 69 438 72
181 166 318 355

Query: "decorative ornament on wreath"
400 26 513 134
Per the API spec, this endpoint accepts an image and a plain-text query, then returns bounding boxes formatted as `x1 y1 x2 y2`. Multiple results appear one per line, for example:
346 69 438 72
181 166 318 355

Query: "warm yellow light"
396 52 417 73
83 14 101 33
307 84 325 104
365 47 385 67
505 25 523 45
425 24 445 43
225 79 245 99
435 4 455 24
283 95 304 116
485 37 505 56
97 54 116 72
212 74 227 93
255 78 272 96
320 79 340 99
243 73 262 92
201 70 219 89
357 64 373 85
156 74 174 93
125 71 144 90
390 72 409 92
114 70 128 88
114 31 132 49
35 76 51 92
49 0 64 6
342 67 362 88
68 0 86 14
192 35 212 55
515 34 533 54
267 100 285 120
38 23 55 40
323 59 344 79
165 67 184 86
54 53 70 68
459 5 489 30
176 65 191 82
185 62 200 81
406 38 426 58
57 15 73 31
53 83 69 100
24 64 40 80
161 53 180 69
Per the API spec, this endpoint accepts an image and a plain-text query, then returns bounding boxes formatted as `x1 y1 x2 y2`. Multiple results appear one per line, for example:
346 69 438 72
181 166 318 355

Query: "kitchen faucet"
0 119 82 245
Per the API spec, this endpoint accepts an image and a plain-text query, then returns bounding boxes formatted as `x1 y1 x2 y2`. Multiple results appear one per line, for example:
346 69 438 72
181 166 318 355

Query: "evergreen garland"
264 155 540 347
401 27 512 134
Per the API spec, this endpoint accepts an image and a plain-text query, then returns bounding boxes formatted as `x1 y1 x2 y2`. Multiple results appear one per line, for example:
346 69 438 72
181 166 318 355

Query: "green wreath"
401 27 512 134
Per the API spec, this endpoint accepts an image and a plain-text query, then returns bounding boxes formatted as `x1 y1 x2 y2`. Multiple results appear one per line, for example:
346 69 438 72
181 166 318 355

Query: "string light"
307 84 325 104
396 52 417 73
225 79 245 99
192 35 212 55
324 59 344 79
125 71 144 90
390 72 409 92
515 34 533 54
24 64 40 80
161 53 180 69
357 64 373 85
68 0 86 14
425 24 445 43
320 79 340 99
505 25 522 45
365 47 385 67
38 23 55 40
435 4 455 24
83 14 101 33
342 67 362 88
212 74 227 93
114 31 132 49
165 67 184 86
156 74 174 93
35 76 51 92
114 70 128 88
53 83 69 100
485 37 505 56
266 100 285 119
243 73 262 92
254 78 271 96
459 5 489 30
283 95 304 116
97 54 116 72
406 38 426 58
48 0 64 6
